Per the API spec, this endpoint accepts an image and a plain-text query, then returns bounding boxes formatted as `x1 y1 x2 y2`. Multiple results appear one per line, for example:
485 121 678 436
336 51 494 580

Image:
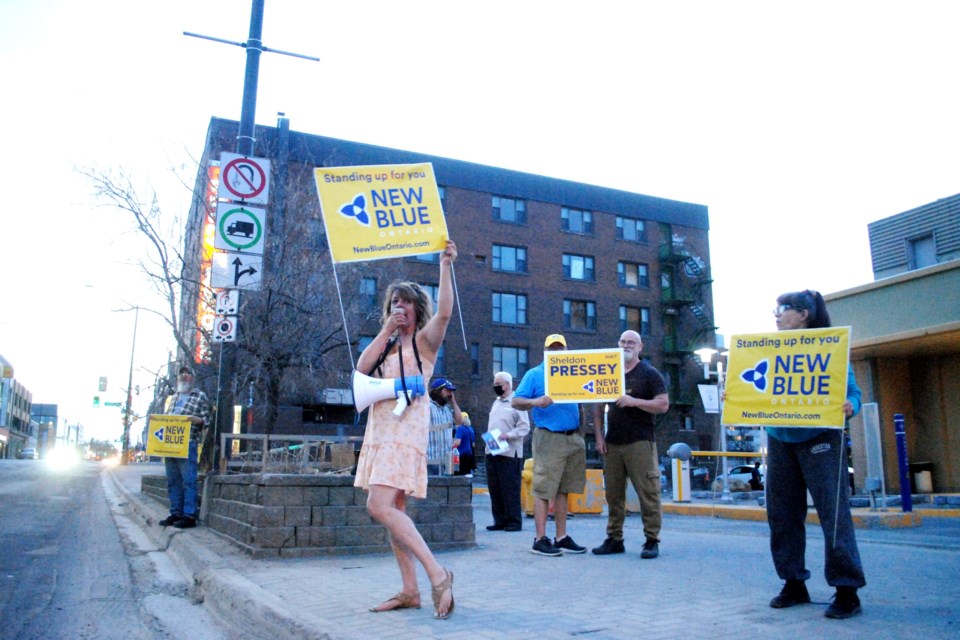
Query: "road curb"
663 501 924 528
106 468 336 640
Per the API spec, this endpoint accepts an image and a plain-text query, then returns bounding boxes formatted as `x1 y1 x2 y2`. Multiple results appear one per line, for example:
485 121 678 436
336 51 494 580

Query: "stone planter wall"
142 473 475 558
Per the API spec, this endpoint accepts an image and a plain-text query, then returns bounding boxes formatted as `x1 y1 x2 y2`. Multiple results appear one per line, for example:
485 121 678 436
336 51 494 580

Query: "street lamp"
695 346 732 502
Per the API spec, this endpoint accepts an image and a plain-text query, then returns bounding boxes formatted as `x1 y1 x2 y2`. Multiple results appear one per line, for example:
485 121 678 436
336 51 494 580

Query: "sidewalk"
106 463 960 640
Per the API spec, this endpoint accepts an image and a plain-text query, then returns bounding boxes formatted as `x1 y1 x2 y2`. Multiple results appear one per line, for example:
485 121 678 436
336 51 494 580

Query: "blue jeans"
165 440 199 518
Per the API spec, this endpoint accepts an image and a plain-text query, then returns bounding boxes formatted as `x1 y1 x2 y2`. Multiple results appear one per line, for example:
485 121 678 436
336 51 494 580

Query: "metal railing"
218 433 363 475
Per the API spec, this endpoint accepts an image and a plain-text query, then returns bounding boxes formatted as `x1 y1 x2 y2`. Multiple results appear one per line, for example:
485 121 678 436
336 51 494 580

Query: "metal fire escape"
658 224 717 407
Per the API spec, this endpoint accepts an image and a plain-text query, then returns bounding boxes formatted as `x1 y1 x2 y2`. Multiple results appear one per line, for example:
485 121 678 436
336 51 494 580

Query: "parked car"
716 464 765 488
18 447 38 460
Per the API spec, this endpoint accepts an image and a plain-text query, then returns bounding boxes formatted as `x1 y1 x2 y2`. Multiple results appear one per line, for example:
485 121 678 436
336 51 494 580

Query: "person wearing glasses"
766 290 865 620
590 330 669 559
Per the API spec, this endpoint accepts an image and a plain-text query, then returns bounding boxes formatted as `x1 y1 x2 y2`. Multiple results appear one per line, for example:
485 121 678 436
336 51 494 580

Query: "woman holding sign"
354 240 457 620
766 289 865 619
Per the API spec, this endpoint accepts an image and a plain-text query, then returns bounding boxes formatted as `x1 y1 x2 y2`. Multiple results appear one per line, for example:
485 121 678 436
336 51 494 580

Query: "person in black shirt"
591 330 669 559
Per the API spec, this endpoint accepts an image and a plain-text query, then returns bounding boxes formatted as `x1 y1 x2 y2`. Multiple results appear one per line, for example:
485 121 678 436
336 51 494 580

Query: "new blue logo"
582 380 595 393
740 359 769 392
339 194 370 226
153 427 164 440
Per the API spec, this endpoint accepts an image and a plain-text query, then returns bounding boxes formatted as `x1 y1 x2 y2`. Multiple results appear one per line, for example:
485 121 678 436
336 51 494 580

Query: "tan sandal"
431 567 455 620
369 591 421 613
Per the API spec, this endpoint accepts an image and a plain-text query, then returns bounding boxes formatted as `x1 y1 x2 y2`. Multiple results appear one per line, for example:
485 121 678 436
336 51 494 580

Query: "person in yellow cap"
512 333 587 557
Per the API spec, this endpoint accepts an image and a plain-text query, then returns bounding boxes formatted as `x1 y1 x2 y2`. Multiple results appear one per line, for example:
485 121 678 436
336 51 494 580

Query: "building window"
434 343 446 375
410 252 439 263
616 216 647 243
492 292 527 325
420 283 440 307
564 299 597 331
470 342 480 376
360 277 377 311
563 254 595 281
907 234 937 270
493 345 528 380
492 244 528 273
561 207 593 235
620 305 651 335
617 262 649 288
492 196 526 224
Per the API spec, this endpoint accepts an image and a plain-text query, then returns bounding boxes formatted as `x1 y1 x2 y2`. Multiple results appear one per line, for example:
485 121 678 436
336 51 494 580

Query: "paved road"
109 463 960 640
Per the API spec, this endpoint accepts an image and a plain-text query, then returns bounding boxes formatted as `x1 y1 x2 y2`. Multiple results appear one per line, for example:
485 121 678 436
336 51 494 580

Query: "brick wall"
142 474 475 558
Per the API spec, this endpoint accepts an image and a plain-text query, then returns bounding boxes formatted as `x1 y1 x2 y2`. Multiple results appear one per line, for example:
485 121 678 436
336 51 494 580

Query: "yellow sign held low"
146 415 192 458
544 348 625 403
722 327 851 428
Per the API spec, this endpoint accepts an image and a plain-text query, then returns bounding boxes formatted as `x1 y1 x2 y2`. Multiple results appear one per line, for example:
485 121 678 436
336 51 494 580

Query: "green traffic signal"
93 396 100 408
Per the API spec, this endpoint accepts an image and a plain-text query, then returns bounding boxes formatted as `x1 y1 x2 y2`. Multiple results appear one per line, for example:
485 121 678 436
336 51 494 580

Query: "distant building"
183 117 719 463
0 354 35 458
828 193 960 493
29 404 58 457
868 193 960 278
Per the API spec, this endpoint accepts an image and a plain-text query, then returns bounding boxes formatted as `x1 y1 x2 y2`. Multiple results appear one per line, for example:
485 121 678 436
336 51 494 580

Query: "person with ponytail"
766 289 865 620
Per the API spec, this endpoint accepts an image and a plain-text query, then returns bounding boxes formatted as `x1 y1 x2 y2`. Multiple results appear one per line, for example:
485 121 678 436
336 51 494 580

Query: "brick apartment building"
183 117 718 462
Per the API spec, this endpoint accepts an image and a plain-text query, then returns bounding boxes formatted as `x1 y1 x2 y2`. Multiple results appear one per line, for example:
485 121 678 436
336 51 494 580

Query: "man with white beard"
159 365 211 529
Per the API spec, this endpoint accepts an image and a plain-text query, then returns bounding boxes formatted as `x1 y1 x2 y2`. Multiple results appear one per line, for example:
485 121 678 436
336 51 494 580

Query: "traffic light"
99 376 107 392
93 396 100 408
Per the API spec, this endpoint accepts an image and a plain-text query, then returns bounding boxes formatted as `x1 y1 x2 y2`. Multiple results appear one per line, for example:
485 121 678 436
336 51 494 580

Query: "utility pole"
121 306 140 465
185 0 318 471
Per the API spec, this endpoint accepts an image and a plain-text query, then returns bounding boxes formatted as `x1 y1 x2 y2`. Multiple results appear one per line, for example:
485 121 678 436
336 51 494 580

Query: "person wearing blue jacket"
765 290 865 620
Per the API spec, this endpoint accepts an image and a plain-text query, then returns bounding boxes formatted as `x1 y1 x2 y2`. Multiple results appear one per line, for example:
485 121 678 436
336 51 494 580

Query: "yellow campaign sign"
721 327 851 428
543 349 625 404
314 163 449 263
146 415 192 458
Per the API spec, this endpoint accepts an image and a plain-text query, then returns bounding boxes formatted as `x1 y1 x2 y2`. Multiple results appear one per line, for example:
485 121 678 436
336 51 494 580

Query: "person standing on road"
512 334 588 557
591 330 669 559
485 371 530 532
353 240 457 620
765 289 865 620
159 365 211 530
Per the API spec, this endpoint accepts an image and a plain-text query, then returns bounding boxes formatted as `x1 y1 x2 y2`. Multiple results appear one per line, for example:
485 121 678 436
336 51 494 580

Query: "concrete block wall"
142 473 475 558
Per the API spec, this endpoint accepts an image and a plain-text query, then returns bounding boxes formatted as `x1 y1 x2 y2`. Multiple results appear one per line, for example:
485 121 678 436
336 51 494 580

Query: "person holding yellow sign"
354 240 457 620
591 330 669 559
512 334 588 557
159 365 211 530
765 290 865 620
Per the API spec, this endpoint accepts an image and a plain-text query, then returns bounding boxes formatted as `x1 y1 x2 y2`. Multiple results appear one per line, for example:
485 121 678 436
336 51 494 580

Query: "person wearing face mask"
484 371 530 532
159 365 211 529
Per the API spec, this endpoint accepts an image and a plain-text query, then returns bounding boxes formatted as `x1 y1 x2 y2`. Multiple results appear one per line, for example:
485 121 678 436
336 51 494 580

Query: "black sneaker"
770 580 811 608
531 536 562 556
825 587 861 619
159 514 181 527
640 538 659 559
172 516 197 529
553 535 586 554
592 537 626 555
486 524 506 531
